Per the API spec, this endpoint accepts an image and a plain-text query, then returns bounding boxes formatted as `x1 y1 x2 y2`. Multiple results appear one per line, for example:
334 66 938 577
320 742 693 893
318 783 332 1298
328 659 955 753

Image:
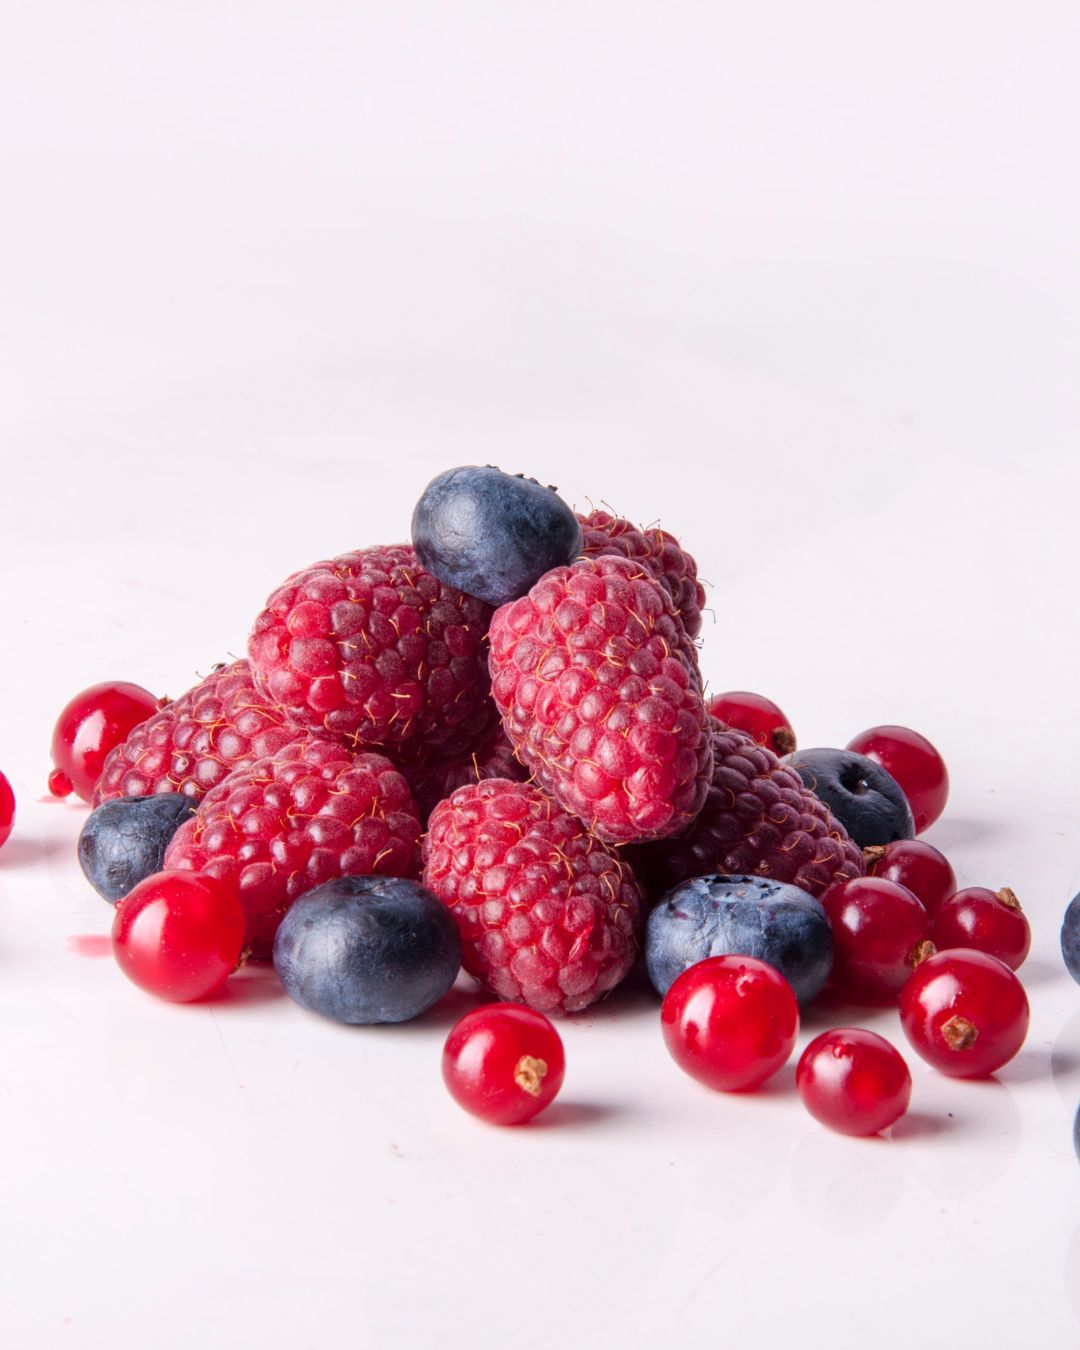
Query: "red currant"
846 725 948 833
706 691 796 756
899 948 1029 1077
111 871 246 1003
50 682 159 803
862 839 956 918
796 1028 912 1136
443 1004 565 1125
821 876 934 1005
932 887 1031 971
660 955 798 1092
0 771 14 850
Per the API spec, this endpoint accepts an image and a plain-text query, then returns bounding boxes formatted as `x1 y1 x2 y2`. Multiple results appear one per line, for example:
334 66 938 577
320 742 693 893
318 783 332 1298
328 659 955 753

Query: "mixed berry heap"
48 463 1037 1133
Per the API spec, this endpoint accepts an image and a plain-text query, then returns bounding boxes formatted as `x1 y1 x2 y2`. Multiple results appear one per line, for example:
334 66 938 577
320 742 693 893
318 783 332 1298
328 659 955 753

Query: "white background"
2 3 1079 1346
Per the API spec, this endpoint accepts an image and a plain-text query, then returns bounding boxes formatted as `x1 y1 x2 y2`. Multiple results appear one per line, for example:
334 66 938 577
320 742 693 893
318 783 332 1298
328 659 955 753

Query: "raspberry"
248 544 494 757
577 509 706 638
633 719 864 899
397 725 527 824
94 661 297 805
488 554 712 844
163 735 421 955
422 779 643 1015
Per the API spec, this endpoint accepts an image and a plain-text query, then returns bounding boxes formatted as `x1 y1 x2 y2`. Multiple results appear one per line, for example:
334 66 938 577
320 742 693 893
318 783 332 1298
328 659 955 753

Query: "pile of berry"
3 465 1054 1132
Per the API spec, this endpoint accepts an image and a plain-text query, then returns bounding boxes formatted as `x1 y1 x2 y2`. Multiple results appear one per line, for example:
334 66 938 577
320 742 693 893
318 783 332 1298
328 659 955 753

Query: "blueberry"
785 747 915 848
1061 893 1080 986
645 874 833 1005
78 794 197 903
273 876 462 1025
411 465 583 607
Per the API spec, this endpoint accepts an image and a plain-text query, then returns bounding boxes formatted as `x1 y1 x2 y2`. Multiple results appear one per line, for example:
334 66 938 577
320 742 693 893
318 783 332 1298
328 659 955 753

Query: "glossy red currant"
660 955 798 1092
0 771 14 850
821 876 934 1005
796 1028 912 1136
846 725 948 834
443 1004 565 1125
50 682 159 803
706 691 796 756
932 887 1030 971
862 839 956 918
111 870 246 1003
899 948 1029 1077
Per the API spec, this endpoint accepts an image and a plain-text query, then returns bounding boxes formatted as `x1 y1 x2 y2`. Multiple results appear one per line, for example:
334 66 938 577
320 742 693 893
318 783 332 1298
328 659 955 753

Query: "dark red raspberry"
248 544 495 757
94 661 297 805
488 554 712 845
422 779 643 1015
164 735 421 955
397 725 527 824
633 719 865 900
577 509 706 638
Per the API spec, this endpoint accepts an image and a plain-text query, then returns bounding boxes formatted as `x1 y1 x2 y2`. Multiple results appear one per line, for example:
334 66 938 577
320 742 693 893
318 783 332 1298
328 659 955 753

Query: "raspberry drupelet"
488 553 713 845
633 718 864 900
94 661 297 805
422 778 643 1015
164 734 421 955
396 724 527 825
576 509 707 639
248 544 495 759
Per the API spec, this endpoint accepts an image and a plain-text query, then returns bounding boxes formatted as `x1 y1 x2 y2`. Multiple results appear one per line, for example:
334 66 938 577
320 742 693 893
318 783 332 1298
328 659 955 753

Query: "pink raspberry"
94 661 297 805
577 509 706 638
488 553 712 844
163 735 421 955
248 544 495 757
423 779 643 1015
632 719 865 899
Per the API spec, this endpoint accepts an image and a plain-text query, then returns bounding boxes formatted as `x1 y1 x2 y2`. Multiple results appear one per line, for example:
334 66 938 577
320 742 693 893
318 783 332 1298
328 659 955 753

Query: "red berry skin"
899 948 1029 1078
863 839 956 918
660 955 799 1093
821 876 933 1005
932 887 1031 971
846 725 948 834
797 1029 912 1136
443 1004 566 1125
706 691 796 757
0 771 14 850
111 871 246 1003
51 682 160 804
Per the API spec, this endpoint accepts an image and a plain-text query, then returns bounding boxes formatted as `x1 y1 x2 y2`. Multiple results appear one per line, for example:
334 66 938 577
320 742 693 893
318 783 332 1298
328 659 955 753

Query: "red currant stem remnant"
942 1015 979 1051
48 769 73 798
514 1056 548 1096
862 845 886 867
910 940 937 967
997 887 1021 911
773 727 796 756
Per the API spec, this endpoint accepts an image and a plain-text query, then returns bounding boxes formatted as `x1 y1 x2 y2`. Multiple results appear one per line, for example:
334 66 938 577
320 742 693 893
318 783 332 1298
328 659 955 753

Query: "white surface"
2 3 1080 1346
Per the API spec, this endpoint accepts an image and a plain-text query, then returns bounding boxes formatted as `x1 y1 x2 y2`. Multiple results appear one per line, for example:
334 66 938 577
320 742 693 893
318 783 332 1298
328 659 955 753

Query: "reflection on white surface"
788 1127 911 1235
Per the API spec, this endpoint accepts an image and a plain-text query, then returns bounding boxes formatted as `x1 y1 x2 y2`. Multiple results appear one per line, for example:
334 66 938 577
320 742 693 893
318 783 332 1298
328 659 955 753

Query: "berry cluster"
32 465 1041 1133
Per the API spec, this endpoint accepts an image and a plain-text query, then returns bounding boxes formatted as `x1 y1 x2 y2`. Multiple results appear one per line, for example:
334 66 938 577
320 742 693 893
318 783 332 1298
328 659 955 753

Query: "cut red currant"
821 876 934 1005
796 1028 912 1136
846 725 948 834
862 839 956 918
932 887 1031 971
706 691 796 756
0 771 14 850
660 955 798 1092
111 870 246 1002
899 948 1029 1077
50 682 159 804
443 1004 565 1126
